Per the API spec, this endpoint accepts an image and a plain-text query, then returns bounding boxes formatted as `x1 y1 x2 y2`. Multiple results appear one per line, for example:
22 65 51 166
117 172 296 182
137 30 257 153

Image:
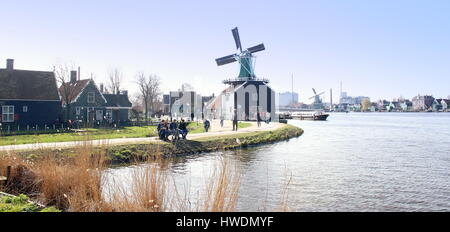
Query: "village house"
432 99 443 112
0 59 61 127
412 95 434 111
441 99 450 112
58 71 132 127
377 100 390 111
387 101 401 112
399 99 413 112
369 103 378 112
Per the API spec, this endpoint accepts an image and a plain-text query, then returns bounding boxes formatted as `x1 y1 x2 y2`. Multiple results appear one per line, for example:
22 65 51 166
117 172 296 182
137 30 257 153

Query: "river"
105 113 450 212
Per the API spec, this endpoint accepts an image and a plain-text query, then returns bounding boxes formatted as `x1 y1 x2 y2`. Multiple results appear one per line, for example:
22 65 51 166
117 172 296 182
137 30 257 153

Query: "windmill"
309 88 325 109
213 27 275 122
215 27 266 82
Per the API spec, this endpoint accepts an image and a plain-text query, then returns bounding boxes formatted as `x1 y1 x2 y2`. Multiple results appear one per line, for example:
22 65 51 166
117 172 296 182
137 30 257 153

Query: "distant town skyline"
1 0 450 103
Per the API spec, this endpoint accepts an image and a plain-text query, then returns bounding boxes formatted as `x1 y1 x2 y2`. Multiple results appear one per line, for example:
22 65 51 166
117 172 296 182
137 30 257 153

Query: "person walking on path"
204 119 211 132
257 112 262 128
232 109 238 131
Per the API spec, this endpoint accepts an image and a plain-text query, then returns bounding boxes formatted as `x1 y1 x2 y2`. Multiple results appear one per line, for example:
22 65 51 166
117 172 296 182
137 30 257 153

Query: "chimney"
70 70 77 83
6 59 14 70
77 67 81 80
122 90 128 96
100 84 104 93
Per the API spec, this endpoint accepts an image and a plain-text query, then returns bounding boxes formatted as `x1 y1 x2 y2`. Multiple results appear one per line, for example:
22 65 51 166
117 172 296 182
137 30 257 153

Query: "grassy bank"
0 122 252 146
18 124 303 164
0 124 300 212
108 124 303 162
0 193 60 212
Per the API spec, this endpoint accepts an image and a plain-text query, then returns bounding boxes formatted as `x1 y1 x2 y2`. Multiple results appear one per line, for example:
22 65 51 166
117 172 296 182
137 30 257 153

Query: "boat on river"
291 111 329 121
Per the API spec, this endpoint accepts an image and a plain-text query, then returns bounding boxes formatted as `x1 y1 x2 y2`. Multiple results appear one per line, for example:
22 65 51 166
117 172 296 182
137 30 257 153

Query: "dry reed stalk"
200 157 241 212
103 159 169 212
32 141 107 211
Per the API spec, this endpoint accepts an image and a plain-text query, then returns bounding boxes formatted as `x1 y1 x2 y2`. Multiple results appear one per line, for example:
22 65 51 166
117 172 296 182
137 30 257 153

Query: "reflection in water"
106 113 450 211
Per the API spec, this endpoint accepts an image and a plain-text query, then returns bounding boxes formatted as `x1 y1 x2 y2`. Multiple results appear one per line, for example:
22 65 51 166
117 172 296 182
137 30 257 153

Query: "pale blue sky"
1 0 450 103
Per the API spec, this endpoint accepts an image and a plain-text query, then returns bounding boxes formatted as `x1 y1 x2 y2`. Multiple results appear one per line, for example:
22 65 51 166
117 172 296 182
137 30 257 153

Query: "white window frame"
96 110 103 121
87 92 95 103
23 106 28 113
75 107 81 115
2 105 14 122
105 110 112 121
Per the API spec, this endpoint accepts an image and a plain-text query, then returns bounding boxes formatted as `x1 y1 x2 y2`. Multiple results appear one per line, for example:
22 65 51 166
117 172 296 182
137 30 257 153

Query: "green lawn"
0 194 60 212
0 123 196 146
0 122 252 146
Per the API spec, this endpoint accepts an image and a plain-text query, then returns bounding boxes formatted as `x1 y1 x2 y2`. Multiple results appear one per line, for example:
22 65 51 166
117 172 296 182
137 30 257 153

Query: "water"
106 113 450 212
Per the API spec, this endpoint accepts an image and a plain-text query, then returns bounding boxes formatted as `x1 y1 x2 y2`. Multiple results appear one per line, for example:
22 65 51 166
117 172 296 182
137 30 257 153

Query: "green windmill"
216 27 266 80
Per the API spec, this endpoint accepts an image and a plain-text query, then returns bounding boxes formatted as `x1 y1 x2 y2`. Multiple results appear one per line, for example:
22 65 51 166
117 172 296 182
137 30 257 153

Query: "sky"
1 0 450 103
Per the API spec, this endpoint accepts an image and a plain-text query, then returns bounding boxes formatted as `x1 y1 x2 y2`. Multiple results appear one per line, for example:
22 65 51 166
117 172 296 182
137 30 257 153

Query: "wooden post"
1 166 11 187
6 166 11 184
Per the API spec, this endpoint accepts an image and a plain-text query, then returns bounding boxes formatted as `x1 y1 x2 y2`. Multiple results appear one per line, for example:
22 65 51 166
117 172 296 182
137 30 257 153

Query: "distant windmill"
309 88 325 109
215 27 266 80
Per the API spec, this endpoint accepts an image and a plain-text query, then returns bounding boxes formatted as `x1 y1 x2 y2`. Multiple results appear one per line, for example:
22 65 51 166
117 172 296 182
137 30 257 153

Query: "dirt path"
0 121 284 152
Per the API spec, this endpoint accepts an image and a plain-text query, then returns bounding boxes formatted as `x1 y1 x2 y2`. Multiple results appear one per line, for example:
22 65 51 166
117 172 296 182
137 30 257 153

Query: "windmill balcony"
223 77 270 85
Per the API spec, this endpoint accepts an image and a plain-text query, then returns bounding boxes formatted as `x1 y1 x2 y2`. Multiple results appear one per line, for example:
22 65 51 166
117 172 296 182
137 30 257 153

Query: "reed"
0 143 289 212
200 157 241 212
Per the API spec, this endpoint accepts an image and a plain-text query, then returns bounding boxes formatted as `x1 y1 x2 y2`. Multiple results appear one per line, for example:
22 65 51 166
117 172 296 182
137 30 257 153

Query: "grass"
0 148 244 212
0 123 301 212
10 124 303 164
0 194 61 212
0 123 204 146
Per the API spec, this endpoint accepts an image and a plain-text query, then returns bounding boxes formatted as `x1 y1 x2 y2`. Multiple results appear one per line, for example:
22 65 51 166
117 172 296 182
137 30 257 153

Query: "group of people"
157 112 271 141
157 119 188 141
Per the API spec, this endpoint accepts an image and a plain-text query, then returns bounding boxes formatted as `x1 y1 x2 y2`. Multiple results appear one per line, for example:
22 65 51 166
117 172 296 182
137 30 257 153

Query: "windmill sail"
216 54 237 66
232 27 242 52
247 43 265 54
215 27 266 80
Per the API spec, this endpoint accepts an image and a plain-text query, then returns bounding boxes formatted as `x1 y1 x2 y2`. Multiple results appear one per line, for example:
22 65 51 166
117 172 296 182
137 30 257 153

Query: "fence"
0 123 71 136
0 120 163 137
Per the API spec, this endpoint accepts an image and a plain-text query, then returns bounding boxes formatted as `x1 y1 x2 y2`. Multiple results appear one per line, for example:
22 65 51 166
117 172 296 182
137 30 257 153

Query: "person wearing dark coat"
179 119 188 139
204 119 210 132
169 120 179 140
232 109 238 131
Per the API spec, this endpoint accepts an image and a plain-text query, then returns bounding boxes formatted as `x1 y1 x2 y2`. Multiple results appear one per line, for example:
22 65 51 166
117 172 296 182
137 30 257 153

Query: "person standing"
220 115 224 128
232 109 238 131
257 112 261 128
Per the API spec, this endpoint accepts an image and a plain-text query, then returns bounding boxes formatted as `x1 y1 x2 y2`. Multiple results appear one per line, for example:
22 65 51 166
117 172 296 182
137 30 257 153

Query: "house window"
96 110 103 121
75 107 81 115
23 106 28 113
105 110 112 121
1 105 14 122
87 92 95 103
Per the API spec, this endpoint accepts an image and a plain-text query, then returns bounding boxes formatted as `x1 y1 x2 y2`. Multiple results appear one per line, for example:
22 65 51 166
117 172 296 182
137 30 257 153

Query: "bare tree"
54 62 76 122
130 94 144 122
148 74 162 114
107 68 123 94
136 72 161 122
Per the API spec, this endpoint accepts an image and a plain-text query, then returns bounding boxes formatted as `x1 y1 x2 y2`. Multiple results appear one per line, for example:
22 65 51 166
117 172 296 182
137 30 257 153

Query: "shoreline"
12 124 303 164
